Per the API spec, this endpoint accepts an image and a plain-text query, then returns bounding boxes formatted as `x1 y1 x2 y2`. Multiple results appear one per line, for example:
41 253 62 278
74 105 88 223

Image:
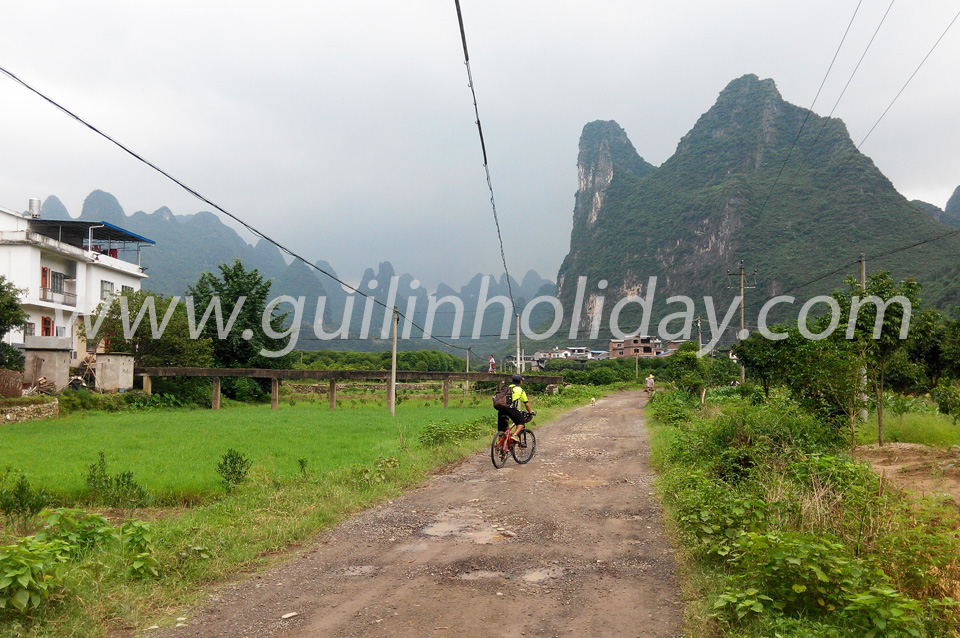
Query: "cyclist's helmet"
512 374 524 383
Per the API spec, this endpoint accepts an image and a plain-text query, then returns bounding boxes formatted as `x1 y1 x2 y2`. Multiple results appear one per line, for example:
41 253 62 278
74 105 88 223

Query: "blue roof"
101 221 155 245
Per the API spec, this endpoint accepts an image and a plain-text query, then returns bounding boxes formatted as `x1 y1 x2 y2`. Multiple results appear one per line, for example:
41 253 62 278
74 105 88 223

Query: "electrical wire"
453 0 517 313
753 0 866 218
0 63 478 352
857 6 960 149
739 6 960 312
780 0 895 194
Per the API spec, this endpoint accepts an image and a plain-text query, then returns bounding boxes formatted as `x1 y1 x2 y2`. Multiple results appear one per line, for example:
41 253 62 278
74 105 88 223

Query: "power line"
754 0 866 218
453 0 517 312
778 0 894 196
0 63 476 352
741 6 960 310
857 6 960 149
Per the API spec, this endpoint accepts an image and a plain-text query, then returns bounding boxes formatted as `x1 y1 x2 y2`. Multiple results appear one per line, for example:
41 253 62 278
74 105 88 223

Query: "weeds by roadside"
648 389 960 637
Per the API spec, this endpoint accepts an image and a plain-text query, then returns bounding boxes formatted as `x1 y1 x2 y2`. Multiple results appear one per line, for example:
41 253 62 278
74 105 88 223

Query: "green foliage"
120 520 159 578
188 259 295 376
83 290 214 368
36 508 116 555
0 343 24 372
347 455 400 486
85 452 151 508
418 417 488 447
0 276 27 352
0 540 63 612
648 390 696 426
0 470 48 524
936 381 960 425
297 349 466 372
216 449 252 490
651 389 954 636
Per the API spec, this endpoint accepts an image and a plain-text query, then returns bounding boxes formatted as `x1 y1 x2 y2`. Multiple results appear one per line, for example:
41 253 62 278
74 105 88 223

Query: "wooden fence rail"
135 367 563 411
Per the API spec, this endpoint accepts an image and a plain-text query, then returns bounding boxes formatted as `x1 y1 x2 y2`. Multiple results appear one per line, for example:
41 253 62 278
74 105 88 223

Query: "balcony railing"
39 287 78 307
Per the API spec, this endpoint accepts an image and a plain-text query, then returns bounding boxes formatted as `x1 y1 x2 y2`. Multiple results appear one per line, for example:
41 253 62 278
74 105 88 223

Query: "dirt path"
156 391 682 638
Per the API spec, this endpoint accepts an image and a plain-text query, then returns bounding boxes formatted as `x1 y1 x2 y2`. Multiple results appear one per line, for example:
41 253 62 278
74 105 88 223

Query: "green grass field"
0 403 489 502
856 410 960 448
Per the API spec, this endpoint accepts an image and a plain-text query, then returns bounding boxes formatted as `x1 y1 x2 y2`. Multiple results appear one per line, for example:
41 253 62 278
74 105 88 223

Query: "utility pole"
858 254 868 421
515 313 521 374
389 306 398 416
465 346 471 396
695 316 703 352
859 253 866 291
727 259 756 384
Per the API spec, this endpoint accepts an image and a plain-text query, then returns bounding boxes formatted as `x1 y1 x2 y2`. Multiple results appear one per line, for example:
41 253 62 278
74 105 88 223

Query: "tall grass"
857 411 960 448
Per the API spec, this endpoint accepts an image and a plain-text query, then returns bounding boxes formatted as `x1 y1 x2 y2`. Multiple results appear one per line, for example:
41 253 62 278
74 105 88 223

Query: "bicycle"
491 411 537 468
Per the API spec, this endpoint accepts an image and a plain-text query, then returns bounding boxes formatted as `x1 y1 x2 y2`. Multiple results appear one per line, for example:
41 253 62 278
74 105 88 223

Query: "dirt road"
158 391 682 637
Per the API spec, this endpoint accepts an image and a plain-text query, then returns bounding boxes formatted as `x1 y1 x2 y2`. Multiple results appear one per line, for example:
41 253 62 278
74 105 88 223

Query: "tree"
671 341 710 404
188 261 294 398
733 329 787 398
0 276 28 371
903 308 948 391
86 291 213 367
838 273 921 447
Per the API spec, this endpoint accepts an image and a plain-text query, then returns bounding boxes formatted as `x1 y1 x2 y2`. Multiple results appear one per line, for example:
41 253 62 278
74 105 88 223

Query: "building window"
25 322 35 336
55 326 67 338
100 281 115 301
633 348 639 354
50 272 65 293
41 317 54 337
122 285 134 294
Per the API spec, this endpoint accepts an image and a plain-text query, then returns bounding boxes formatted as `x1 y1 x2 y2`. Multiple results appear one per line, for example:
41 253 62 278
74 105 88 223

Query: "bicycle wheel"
491 432 509 469
511 429 536 464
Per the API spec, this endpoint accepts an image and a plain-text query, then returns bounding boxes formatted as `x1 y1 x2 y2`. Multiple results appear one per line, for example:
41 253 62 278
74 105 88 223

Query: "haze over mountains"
32 74 960 350
38 190 555 349
556 74 960 335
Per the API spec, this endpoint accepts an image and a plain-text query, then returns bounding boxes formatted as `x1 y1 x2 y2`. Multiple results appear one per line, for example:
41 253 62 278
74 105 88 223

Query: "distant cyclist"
497 374 532 442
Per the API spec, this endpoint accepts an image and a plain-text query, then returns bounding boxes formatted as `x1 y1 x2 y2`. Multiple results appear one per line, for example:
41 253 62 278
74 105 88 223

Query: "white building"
0 199 153 361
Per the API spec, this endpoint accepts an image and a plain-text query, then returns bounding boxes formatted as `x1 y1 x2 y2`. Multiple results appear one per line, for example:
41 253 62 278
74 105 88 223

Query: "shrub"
85 452 151 508
649 390 696 427
120 520 160 578
0 469 48 523
217 449 252 489
36 508 116 554
0 539 65 612
418 417 488 447
348 455 400 486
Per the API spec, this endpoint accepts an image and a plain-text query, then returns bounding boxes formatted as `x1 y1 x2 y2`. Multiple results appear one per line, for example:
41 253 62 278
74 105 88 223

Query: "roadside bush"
418 417 488 447
664 468 767 561
649 390 696 427
347 455 401 486
35 508 116 555
0 539 65 612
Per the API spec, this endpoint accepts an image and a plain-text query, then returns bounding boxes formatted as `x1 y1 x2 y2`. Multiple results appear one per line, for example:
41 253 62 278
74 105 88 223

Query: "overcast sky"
2 0 958 290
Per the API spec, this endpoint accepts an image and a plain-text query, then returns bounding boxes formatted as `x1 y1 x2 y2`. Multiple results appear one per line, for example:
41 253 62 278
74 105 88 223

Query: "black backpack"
492 384 513 410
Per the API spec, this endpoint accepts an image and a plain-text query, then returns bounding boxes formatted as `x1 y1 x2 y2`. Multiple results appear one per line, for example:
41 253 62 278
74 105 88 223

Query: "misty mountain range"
38 190 556 350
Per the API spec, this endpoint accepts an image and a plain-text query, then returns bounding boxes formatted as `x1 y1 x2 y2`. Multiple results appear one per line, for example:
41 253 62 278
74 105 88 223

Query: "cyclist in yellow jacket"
497 374 532 442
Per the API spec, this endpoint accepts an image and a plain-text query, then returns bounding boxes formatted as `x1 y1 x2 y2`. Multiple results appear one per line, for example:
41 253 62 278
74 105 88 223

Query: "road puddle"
521 567 564 584
458 570 505 581
421 509 510 544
